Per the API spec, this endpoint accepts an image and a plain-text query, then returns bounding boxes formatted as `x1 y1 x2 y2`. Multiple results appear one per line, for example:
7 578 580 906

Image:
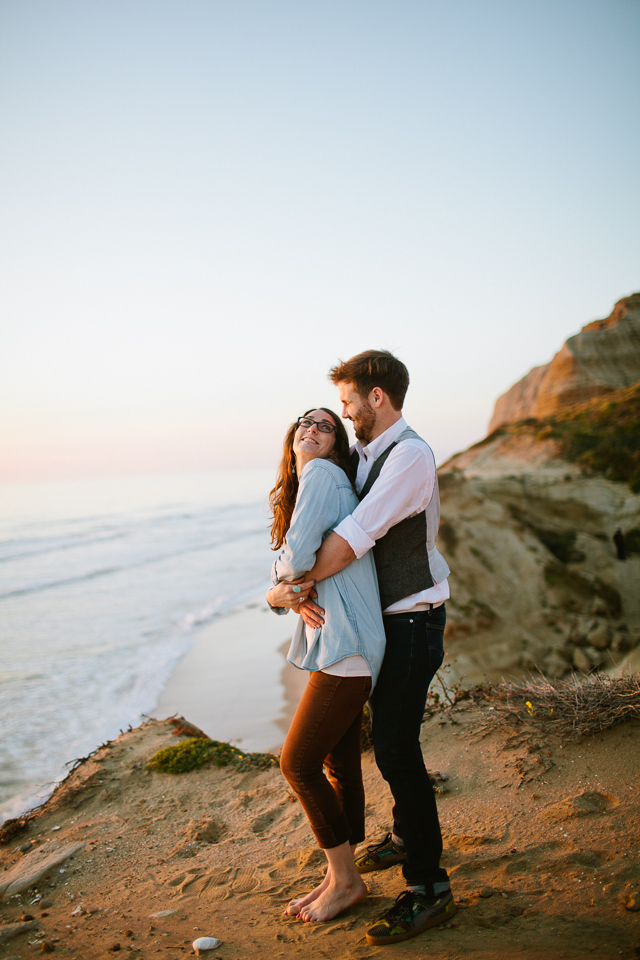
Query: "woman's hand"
266 576 317 611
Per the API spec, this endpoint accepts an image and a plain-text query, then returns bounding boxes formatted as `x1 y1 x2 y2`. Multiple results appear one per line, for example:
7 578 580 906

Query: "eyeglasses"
297 416 336 434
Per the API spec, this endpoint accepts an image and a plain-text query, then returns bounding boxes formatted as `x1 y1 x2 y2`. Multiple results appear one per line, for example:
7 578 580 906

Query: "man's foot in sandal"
355 833 407 874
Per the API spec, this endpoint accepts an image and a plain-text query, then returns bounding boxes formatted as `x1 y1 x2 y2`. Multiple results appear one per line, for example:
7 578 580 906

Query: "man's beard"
352 401 377 444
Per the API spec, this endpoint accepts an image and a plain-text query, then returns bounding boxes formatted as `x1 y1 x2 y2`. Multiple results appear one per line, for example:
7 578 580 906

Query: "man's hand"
298 595 326 628
266 577 316 610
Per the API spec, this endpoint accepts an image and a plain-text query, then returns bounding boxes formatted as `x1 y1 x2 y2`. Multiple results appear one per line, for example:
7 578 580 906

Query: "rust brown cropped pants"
280 671 372 849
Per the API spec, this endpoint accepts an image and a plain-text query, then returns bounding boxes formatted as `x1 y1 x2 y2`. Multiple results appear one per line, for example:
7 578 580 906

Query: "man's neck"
368 410 403 444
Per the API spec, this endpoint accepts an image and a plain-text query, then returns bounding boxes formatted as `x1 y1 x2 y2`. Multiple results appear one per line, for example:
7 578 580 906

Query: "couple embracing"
265 349 455 946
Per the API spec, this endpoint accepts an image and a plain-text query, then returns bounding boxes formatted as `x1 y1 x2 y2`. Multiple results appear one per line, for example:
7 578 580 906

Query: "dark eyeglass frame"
297 416 336 434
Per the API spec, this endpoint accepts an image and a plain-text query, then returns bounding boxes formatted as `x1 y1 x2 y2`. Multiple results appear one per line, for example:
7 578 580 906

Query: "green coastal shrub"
545 385 640 491
492 384 640 492
147 737 279 774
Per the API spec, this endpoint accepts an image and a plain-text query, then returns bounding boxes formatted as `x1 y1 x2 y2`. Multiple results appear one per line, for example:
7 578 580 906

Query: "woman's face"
292 409 337 466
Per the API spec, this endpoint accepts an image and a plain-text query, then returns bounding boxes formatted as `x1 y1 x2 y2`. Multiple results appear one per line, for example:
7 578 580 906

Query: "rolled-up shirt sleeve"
334 442 434 557
333 514 376 560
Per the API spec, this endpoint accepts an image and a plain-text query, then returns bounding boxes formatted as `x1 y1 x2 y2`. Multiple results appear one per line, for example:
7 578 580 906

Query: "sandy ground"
1 696 639 960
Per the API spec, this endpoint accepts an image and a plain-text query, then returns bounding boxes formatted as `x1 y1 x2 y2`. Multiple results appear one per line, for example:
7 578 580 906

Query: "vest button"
409 619 413 623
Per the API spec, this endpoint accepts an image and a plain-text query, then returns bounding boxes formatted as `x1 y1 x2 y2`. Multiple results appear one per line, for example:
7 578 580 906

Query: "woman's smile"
293 409 336 469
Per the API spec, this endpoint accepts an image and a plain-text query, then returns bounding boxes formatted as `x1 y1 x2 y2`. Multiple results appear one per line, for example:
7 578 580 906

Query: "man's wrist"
333 516 374 560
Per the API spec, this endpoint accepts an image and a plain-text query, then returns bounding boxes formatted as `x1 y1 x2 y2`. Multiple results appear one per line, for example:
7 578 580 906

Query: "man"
301 349 456 945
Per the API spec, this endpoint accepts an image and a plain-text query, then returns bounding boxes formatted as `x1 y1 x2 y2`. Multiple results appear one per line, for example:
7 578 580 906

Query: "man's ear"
369 387 385 407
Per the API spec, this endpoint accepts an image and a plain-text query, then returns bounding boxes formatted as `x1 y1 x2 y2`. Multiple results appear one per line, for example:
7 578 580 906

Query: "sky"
1 0 639 482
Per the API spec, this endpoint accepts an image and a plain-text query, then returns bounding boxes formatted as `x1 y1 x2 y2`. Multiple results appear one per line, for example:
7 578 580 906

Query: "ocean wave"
0 531 125 563
0 669 46 686
0 468 277 825
0 526 267 601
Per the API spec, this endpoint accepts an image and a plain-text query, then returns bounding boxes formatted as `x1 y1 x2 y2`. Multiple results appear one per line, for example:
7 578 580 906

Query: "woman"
266 408 385 923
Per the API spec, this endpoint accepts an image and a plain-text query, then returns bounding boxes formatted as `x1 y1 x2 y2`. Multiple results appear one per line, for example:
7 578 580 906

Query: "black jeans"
371 604 449 893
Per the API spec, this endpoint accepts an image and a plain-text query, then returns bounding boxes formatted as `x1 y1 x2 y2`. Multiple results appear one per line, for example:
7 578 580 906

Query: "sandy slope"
1 705 639 960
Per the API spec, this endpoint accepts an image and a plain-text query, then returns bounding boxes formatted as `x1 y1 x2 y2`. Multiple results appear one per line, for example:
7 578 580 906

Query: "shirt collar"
356 416 407 461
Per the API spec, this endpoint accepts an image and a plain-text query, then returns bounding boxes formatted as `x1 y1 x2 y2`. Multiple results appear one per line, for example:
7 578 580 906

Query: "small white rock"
71 906 84 916
192 936 221 953
150 910 179 918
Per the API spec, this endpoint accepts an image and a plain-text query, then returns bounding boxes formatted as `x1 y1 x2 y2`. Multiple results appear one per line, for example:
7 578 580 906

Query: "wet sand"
153 602 306 752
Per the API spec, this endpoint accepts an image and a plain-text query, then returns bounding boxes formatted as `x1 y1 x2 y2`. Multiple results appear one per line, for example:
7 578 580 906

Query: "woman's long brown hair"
269 407 355 549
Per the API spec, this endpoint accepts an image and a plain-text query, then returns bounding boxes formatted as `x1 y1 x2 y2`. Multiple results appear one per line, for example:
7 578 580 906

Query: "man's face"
338 381 377 444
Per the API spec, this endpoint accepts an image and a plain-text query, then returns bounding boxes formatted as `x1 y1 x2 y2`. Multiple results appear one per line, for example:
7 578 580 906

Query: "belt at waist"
383 600 445 619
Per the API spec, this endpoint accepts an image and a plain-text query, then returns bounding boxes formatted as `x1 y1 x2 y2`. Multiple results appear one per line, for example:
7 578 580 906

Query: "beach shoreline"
153 601 305 753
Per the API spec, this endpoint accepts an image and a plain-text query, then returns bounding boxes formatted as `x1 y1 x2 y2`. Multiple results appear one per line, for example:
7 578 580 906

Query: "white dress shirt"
333 417 450 614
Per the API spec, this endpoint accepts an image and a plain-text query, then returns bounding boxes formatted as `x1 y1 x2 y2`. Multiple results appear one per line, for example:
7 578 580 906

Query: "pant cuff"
312 811 352 849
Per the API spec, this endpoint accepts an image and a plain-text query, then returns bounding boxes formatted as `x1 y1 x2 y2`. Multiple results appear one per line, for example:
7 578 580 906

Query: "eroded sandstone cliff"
489 293 640 431
436 467 640 687
437 328 640 687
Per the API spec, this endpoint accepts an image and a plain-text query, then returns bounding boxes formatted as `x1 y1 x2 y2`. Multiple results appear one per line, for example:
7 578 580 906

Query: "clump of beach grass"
147 737 279 774
468 672 640 740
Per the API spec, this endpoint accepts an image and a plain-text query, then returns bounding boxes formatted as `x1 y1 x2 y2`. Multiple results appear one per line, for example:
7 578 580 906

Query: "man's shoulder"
388 432 435 466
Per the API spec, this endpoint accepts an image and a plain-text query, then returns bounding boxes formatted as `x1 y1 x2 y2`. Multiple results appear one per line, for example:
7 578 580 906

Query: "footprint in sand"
251 807 285 834
231 867 259 894
268 857 299 881
166 867 201 888
206 884 232 901
166 866 236 898
184 817 227 843
539 790 620 823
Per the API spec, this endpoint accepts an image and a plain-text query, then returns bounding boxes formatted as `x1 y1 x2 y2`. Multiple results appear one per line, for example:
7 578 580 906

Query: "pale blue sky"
1 0 639 480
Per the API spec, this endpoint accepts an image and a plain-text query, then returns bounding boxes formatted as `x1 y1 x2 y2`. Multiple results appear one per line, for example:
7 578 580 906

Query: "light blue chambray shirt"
271 458 386 686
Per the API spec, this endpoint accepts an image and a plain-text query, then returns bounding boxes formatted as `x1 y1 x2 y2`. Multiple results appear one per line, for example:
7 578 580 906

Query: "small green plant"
147 737 279 774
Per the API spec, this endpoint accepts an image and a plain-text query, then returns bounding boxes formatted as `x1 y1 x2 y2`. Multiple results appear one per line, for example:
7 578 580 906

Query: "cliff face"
438 364 640 686
489 293 640 431
436 468 640 686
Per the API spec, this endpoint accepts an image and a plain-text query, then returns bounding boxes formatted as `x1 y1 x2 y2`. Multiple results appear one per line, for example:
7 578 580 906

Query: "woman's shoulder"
301 458 352 486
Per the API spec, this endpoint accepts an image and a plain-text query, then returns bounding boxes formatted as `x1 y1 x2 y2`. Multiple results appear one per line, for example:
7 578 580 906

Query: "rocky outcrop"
489 293 640 431
436 469 640 686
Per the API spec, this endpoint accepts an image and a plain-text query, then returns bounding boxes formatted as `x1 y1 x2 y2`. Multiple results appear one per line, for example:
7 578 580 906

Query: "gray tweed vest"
350 427 435 610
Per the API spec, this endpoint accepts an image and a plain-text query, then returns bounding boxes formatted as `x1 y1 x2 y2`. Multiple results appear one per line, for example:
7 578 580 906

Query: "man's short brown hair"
328 349 409 411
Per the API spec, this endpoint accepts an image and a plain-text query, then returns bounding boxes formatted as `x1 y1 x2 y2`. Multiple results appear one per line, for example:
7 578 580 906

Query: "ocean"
0 469 280 824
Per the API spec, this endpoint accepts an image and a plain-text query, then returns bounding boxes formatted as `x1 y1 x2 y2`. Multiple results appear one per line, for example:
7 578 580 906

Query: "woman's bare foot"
297 875 368 922
283 870 331 916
